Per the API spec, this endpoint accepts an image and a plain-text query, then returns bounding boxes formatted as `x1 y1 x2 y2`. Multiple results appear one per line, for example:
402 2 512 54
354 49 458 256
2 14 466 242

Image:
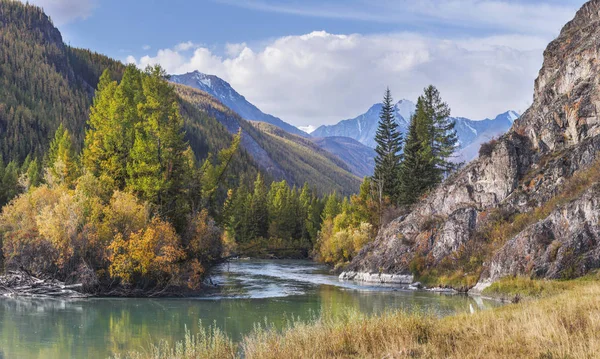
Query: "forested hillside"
175 84 361 195
0 0 259 207
0 0 98 162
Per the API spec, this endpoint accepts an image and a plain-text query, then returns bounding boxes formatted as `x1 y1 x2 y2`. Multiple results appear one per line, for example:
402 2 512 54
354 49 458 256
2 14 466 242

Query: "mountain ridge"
312 99 519 163
170 71 310 138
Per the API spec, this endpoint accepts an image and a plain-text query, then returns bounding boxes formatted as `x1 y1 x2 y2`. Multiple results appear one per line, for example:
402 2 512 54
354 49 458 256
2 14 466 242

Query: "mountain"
312 137 376 178
344 0 600 290
312 100 518 163
174 84 361 195
0 0 258 189
454 111 519 162
170 71 310 138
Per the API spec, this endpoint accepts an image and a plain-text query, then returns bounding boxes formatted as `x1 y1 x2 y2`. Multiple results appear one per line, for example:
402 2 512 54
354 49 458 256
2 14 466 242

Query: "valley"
1 0 600 358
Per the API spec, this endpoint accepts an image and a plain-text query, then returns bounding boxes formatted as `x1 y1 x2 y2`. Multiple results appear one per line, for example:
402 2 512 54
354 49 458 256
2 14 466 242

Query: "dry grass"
117 280 600 359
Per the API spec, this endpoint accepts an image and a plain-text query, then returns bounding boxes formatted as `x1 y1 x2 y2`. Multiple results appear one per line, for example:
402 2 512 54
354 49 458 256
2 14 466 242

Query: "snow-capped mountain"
170 71 310 138
312 100 519 163
312 100 414 148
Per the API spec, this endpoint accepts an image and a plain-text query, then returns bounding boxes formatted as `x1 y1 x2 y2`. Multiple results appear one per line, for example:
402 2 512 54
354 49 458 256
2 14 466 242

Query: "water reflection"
0 260 502 358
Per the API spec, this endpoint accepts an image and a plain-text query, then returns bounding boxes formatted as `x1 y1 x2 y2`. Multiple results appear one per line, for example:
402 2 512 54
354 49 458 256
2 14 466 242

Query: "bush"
184 210 223 262
108 218 186 286
479 138 498 158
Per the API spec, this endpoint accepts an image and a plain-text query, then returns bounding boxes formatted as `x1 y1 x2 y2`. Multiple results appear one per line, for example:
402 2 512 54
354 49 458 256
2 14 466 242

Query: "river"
0 259 502 358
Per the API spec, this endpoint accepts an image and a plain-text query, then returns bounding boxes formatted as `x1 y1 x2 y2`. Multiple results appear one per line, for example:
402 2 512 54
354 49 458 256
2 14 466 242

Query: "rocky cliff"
346 0 600 290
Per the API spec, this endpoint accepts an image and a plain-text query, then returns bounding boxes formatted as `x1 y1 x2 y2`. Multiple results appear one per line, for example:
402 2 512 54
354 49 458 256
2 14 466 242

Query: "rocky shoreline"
338 271 414 285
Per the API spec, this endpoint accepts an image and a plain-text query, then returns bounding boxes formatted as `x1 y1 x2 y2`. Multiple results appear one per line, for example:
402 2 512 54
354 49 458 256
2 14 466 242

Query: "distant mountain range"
170 71 310 138
312 100 519 163
171 70 517 175
171 70 376 179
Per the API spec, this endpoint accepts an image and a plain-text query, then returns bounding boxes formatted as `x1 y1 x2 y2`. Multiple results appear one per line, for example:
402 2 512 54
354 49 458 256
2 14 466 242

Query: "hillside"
311 136 375 178
345 0 600 290
170 71 310 138
248 122 361 194
175 84 361 195
0 0 259 194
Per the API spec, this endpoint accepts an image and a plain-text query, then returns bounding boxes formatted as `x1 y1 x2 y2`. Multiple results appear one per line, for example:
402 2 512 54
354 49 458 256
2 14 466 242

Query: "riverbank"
117 275 600 359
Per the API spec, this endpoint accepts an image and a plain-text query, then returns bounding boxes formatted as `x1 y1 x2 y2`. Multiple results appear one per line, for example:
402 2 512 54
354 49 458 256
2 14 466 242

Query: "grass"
482 270 600 301
115 278 600 359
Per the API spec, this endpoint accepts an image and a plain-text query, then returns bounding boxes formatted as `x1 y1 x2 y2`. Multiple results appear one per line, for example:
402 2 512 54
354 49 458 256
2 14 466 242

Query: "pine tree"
373 88 403 203
82 69 119 185
420 85 458 182
47 124 79 187
321 192 341 221
127 65 188 218
398 101 433 205
248 173 269 240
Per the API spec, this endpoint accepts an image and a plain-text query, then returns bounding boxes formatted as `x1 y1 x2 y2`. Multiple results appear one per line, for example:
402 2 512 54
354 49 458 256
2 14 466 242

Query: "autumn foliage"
0 66 241 293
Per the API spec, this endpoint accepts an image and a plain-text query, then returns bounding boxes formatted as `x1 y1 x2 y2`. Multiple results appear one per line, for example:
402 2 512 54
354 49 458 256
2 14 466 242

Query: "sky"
26 0 587 129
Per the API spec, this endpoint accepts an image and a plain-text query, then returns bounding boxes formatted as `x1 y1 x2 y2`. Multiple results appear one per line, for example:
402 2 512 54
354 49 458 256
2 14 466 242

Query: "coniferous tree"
248 173 269 239
127 65 188 218
420 85 458 182
321 192 341 221
398 101 432 205
373 88 403 203
0 158 19 206
47 124 79 187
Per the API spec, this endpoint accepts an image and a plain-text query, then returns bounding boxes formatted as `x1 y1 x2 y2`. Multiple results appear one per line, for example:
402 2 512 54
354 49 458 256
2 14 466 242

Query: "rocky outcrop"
339 271 414 284
347 0 600 288
485 184 600 282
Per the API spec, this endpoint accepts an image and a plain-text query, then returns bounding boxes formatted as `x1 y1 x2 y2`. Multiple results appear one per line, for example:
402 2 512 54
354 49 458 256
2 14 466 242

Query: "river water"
0 259 501 358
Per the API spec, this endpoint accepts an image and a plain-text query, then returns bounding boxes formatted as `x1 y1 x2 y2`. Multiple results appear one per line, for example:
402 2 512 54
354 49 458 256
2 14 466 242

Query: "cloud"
142 45 151 51
127 30 549 126
174 41 198 51
213 0 583 36
23 0 96 25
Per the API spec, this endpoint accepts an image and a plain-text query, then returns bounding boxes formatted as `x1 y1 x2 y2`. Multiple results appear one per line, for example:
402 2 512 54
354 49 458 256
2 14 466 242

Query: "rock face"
347 0 600 288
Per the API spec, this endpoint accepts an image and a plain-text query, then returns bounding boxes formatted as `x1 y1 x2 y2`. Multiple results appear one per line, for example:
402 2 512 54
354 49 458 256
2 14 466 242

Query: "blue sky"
28 0 587 128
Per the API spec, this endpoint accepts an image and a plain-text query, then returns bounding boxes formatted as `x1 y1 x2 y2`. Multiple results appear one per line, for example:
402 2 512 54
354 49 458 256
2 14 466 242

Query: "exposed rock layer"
347 0 600 288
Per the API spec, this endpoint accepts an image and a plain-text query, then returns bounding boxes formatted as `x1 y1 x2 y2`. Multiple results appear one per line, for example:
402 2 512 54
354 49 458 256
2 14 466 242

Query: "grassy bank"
116 277 600 359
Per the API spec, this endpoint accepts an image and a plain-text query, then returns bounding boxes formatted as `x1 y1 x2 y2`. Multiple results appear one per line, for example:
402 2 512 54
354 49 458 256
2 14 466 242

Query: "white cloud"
174 41 198 51
142 45 151 50
23 0 96 25
128 30 548 126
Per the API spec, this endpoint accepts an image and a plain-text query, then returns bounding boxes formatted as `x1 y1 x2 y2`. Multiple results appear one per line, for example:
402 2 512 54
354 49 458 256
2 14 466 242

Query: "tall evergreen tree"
420 85 458 182
248 173 269 240
47 124 79 187
398 101 433 205
127 65 188 219
373 88 403 203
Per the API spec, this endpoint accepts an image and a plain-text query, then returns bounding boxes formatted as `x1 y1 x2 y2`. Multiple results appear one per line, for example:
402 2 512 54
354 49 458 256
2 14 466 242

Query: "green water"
0 260 501 358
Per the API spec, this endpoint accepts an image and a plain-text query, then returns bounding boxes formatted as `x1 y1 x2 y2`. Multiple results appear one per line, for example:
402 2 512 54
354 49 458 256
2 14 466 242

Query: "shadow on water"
0 259 502 358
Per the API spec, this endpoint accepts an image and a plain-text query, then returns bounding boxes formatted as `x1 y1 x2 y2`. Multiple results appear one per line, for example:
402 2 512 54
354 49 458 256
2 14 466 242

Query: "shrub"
479 138 498 158
185 209 223 262
108 218 186 286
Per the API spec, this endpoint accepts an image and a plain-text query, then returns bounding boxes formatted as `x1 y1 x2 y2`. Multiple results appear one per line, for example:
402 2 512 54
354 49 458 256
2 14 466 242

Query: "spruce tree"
420 85 458 182
127 65 188 219
398 100 433 205
248 173 269 240
373 88 403 203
